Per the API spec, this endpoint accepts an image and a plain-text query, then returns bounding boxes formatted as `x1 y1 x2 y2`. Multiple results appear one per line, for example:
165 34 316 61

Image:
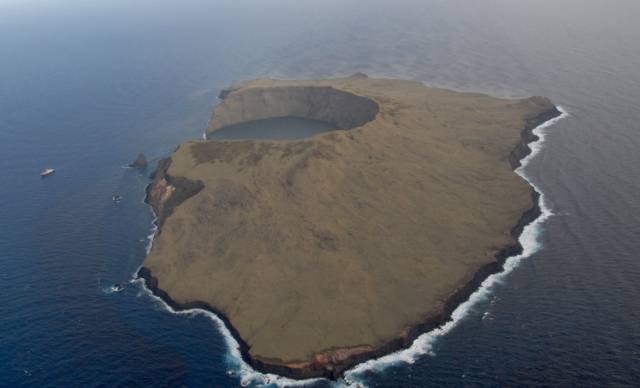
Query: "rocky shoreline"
144 157 204 230
137 104 562 380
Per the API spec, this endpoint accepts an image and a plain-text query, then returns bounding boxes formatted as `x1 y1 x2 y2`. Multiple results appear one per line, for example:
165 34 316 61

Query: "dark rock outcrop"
129 153 148 169
144 157 204 231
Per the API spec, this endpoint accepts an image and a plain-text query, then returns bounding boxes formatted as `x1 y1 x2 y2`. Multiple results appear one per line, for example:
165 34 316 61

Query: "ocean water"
1 0 640 386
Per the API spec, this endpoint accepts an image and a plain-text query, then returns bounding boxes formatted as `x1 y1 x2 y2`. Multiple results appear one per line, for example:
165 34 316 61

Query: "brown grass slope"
140 75 559 378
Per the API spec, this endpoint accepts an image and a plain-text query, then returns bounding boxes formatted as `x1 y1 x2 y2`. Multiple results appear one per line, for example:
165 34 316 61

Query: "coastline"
135 105 564 380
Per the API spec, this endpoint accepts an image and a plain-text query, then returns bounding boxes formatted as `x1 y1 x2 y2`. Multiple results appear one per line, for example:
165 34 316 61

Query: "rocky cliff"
208 85 379 134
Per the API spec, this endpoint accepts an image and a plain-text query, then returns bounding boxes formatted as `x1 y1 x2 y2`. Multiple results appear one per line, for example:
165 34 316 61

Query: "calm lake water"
1 0 639 386
209 117 337 141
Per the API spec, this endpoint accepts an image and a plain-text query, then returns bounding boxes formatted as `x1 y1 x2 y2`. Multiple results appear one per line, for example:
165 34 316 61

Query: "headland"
138 74 560 379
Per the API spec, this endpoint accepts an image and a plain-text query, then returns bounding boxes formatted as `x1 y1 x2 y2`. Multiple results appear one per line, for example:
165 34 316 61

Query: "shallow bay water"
1 0 640 386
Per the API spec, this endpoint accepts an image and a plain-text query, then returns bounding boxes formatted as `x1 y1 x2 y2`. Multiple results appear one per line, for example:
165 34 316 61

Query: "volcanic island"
138 74 560 379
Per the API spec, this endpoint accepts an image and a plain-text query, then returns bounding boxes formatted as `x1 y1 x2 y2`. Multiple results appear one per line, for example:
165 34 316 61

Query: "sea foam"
134 107 568 388
132 273 324 387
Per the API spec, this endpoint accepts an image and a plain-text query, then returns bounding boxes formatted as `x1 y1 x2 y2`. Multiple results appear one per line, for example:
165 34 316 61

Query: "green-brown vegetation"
140 74 559 378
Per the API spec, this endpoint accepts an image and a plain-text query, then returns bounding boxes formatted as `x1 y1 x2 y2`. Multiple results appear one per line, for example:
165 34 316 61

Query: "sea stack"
138 75 561 379
129 153 148 169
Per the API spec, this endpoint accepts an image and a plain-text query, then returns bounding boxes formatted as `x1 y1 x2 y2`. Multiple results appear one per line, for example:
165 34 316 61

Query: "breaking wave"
132 273 325 387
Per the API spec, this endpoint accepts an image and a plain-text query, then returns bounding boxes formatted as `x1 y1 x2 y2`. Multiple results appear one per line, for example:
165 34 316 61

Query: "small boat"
112 194 123 202
40 168 55 177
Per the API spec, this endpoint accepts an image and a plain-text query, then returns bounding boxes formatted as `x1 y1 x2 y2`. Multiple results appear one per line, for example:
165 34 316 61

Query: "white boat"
40 168 55 177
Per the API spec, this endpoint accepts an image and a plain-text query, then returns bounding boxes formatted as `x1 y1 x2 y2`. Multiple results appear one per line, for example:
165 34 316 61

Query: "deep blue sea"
2 0 640 386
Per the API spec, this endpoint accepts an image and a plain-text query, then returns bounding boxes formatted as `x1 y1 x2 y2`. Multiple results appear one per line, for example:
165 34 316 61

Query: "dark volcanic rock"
129 153 148 169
